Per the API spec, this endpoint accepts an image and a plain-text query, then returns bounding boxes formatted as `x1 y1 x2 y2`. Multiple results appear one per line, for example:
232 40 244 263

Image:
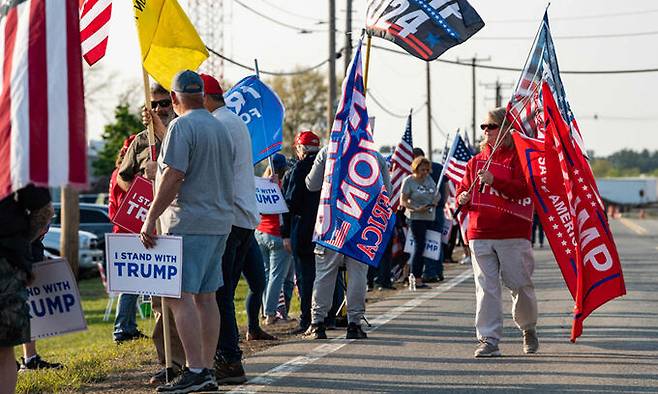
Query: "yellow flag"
133 0 209 91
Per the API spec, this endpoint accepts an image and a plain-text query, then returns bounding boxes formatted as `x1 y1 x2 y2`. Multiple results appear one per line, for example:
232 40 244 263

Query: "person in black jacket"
0 185 53 393
281 131 322 334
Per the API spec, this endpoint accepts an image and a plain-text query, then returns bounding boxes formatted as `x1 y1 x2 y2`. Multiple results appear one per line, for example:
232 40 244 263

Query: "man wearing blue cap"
140 70 235 393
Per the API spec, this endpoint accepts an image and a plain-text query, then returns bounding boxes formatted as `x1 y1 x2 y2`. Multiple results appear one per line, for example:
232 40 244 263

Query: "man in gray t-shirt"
140 70 233 392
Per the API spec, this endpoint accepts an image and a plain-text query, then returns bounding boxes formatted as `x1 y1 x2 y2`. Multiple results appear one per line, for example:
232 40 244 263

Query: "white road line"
619 218 648 235
227 269 473 394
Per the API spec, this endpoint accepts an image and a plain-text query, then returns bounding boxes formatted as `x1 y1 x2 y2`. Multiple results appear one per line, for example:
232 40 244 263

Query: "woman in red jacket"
456 107 538 358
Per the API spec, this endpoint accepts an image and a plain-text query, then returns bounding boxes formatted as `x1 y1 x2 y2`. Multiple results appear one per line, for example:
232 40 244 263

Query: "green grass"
15 275 299 393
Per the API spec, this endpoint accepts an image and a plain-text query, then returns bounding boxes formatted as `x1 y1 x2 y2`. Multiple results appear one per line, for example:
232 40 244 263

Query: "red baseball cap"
295 130 320 147
199 73 224 95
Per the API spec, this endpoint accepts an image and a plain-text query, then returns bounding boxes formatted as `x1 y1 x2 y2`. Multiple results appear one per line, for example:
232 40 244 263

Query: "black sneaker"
19 355 63 371
156 368 217 393
114 330 148 344
346 323 368 339
288 324 309 335
213 357 247 385
149 365 182 385
303 323 327 340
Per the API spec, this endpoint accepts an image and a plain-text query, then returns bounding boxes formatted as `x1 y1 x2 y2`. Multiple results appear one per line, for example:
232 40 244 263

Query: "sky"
86 0 658 158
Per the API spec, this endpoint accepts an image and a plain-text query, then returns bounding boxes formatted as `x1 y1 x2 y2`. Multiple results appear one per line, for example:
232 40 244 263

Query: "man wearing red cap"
280 131 323 334
200 73 273 384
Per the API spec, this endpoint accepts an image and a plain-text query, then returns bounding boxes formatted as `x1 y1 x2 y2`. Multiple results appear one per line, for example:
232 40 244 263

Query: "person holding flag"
456 107 539 358
304 38 393 340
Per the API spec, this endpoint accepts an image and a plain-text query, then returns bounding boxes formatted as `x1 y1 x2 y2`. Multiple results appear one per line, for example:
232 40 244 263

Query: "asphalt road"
226 218 658 393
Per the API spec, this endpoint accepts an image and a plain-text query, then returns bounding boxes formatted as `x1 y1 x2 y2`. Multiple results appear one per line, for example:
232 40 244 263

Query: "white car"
42 227 104 270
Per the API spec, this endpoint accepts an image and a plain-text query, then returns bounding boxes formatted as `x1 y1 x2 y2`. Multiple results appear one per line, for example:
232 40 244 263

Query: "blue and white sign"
254 177 289 214
404 229 442 260
105 234 183 298
28 259 87 340
224 76 285 164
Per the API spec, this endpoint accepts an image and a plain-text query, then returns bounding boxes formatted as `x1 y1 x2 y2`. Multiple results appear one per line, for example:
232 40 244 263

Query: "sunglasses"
480 123 500 131
150 99 172 108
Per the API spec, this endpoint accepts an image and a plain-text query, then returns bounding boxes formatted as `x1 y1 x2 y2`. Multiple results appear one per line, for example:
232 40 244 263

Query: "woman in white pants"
456 107 539 358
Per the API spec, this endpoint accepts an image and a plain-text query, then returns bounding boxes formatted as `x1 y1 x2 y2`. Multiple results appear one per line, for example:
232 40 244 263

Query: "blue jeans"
256 230 292 317
215 226 253 363
280 259 295 315
113 293 138 339
242 235 266 331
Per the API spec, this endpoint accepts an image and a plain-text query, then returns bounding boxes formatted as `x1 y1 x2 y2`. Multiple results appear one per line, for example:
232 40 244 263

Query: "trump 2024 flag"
314 39 394 267
0 0 87 200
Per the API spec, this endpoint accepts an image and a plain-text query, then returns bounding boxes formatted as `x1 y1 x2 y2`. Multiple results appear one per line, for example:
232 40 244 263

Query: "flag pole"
363 32 373 92
255 58 276 173
141 67 173 380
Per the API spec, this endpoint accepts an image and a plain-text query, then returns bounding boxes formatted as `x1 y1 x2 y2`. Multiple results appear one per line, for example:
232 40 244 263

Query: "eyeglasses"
480 123 500 131
150 99 172 109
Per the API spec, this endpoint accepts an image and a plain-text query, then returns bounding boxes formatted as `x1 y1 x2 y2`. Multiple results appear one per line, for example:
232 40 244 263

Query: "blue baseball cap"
171 70 204 94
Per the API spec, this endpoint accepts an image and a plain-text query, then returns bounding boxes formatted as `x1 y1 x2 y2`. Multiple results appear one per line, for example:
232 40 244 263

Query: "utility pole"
458 55 490 144
481 79 514 107
60 187 79 278
426 62 432 161
328 0 337 137
344 0 352 75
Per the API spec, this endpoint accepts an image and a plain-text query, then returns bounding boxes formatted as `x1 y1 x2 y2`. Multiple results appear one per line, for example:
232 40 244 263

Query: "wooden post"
141 69 173 377
60 186 80 278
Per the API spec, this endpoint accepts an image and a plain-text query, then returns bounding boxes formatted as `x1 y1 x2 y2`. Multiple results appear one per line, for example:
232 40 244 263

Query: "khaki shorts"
0 256 31 347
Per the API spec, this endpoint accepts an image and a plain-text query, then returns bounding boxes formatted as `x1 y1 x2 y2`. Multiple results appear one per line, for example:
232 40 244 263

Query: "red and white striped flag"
389 113 413 211
442 134 473 240
0 0 87 200
79 0 112 66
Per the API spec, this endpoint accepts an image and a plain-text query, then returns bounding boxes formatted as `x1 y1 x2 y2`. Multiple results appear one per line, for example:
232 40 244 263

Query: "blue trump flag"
313 39 394 268
224 76 284 164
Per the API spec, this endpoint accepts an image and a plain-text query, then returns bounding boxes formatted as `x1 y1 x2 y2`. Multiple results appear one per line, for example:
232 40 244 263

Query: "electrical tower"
188 0 224 81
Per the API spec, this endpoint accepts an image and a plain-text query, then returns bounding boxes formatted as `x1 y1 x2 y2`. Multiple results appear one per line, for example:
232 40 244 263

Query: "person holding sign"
140 70 235 393
124 84 186 384
0 185 52 394
400 157 441 289
456 107 538 358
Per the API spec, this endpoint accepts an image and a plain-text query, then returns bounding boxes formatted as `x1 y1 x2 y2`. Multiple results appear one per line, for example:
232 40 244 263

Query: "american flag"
440 134 473 239
0 0 87 200
507 11 586 154
389 113 414 211
79 0 112 66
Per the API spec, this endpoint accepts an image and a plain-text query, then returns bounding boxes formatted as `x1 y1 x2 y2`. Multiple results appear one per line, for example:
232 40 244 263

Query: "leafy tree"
267 69 328 155
92 103 143 178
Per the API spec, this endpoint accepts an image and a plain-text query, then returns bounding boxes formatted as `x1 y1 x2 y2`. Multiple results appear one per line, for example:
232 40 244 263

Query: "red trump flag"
0 0 86 199
513 82 626 342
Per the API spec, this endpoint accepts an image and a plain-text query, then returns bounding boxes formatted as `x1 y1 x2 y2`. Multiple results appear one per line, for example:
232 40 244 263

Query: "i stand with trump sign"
28 259 87 340
105 234 183 298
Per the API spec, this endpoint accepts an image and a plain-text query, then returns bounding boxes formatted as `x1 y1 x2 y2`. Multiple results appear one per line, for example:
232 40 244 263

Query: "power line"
255 0 324 23
366 88 425 118
473 30 658 41
487 8 658 24
206 46 331 76
233 0 326 33
370 43 658 74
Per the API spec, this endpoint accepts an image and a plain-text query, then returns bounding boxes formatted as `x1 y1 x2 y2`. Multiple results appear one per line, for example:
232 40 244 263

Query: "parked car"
79 193 109 205
42 227 103 270
51 203 114 250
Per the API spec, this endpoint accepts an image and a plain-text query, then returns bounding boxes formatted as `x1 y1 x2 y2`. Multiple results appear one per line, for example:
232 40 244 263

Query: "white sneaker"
460 256 471 265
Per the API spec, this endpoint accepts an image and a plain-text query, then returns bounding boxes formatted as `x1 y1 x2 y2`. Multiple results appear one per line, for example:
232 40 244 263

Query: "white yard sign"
254 176 289 214
105 233 182 298
404 229 442 260
28 259 87 340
